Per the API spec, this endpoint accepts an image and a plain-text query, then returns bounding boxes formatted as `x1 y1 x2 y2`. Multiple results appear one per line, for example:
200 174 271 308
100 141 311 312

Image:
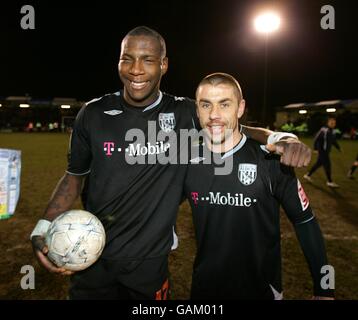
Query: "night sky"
1 0 357 124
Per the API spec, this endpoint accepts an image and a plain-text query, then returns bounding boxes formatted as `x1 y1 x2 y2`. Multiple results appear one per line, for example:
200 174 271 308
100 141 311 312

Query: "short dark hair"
125 26 166 58
196 72 243 101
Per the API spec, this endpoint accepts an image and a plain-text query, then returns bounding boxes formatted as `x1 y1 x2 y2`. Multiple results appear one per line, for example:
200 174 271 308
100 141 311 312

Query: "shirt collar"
143 91 163 112
221 134 247 159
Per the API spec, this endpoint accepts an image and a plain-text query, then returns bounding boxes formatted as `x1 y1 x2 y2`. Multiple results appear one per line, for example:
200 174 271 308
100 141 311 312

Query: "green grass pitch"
0 133 357 299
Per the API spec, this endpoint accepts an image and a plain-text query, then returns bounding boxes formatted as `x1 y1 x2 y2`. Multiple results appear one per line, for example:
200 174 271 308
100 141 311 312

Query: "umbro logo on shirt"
189 157 206 163
104 110 123 116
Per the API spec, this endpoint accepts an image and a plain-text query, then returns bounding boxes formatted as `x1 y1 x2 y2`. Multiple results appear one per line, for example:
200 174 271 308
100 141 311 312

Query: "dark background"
1 0 357 125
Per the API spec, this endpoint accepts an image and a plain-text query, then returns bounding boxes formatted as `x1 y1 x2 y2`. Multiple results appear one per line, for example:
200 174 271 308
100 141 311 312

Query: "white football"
45 210 106 271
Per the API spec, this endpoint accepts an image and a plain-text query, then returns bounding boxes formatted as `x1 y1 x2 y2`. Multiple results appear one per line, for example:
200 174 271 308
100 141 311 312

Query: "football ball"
45 210 106 271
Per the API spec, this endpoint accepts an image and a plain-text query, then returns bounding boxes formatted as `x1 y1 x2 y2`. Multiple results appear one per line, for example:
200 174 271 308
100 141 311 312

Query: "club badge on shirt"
159 113 176 132
238 163 257 185
104 110 123 116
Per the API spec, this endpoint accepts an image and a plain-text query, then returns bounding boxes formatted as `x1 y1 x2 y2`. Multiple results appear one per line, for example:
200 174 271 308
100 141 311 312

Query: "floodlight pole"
262 33 269 126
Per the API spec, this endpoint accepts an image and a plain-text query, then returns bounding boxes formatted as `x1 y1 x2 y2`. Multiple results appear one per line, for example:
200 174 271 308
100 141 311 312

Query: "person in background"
347 153 358 179
304 116 341 188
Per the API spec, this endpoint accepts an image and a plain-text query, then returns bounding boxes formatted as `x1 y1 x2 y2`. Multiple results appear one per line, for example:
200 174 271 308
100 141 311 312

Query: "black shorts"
69 255 169 300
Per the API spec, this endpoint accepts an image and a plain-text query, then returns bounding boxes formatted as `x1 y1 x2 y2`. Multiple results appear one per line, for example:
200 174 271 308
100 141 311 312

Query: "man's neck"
123 90 160 108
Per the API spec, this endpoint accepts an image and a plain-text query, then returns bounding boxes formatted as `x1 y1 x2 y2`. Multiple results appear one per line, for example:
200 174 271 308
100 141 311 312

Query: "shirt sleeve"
66 104 92 175
294 219 335 297
270 160 314 225
270 159 334 297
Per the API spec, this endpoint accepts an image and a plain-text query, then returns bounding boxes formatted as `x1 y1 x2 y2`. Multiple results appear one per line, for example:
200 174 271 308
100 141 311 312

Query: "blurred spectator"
35 122 42 132
28 122 34 132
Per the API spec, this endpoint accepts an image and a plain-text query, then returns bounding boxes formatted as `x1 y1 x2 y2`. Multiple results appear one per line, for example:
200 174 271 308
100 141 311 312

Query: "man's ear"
161 57 168 75
237 99 246 119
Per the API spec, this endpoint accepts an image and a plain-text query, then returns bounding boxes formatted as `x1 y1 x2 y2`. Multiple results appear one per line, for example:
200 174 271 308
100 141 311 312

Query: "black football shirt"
67 90 197 260
184 135 314 299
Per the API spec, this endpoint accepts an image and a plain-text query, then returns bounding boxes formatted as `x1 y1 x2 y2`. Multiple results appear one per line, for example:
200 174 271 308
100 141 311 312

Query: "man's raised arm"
241 125 312 167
